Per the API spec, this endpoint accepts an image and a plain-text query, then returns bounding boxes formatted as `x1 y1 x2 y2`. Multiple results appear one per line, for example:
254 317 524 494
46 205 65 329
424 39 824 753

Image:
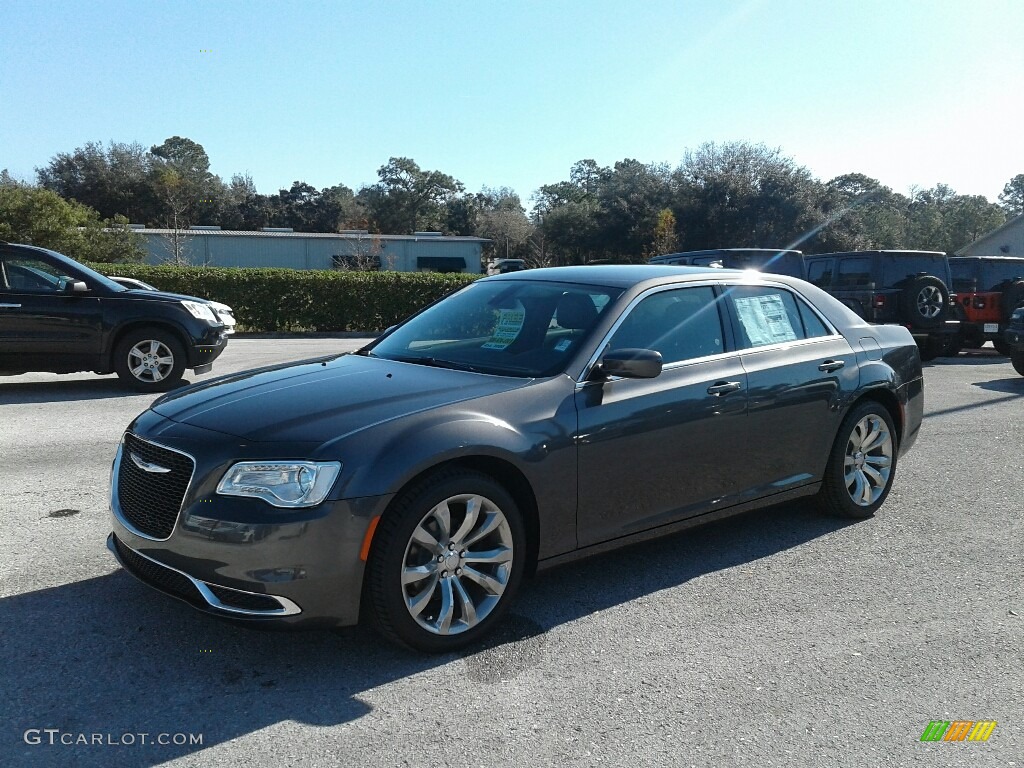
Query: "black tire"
1012 353 1024 377
899 275 948 329
113 327 187 391
917 337 941 362
942 335 962 357
817 400 899 519
992 338 1012 357
364 469 526 653
1001 281 1024 323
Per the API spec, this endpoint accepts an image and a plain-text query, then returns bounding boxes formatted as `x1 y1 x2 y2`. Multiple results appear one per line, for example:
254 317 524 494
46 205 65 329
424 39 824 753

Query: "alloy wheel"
916 286 943 319
401 493 514 636
844 414 893 506
128 340 175 383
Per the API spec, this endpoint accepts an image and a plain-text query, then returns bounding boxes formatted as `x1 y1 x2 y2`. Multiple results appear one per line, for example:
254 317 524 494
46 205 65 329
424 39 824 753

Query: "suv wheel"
114 327 186 391
817 401 898 519
992 338 1012 357
899 276 948 328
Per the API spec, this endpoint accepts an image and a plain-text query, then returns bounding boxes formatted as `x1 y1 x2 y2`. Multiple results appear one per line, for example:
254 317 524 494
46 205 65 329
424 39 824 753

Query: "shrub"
86 264 479 332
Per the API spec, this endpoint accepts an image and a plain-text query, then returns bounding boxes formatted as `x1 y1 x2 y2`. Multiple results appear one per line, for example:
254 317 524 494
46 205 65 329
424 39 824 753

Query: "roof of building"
129 228 490 243
954 212 1024 255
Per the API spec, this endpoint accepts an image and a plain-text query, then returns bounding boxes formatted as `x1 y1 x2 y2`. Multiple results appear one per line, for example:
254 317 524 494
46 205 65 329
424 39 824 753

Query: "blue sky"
2 0 1022 204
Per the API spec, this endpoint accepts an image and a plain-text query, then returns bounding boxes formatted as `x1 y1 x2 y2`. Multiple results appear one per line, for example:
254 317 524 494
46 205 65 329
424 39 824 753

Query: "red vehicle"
948 256 1024 355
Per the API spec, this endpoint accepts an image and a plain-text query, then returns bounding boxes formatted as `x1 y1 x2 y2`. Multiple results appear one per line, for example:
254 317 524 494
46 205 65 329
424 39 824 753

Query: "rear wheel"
113 327 186 391
817 401 898 519
917 337 942 362
364 469 525 652
992 338 1012 357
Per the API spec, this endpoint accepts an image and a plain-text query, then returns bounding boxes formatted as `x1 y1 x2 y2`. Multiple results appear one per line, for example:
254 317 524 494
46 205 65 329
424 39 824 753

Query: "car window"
837 258 872 287
948 259 976 292
806 260 832 287
880 254 950 285
369 279 623 377
3 256 66 293
980 260 1024 291
728 286 822 348
607 286 724 364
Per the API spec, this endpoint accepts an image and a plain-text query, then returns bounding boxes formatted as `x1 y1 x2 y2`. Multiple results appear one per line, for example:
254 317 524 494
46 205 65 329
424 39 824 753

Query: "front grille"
207 585 284 612
117 433 194 539
113 534 202 605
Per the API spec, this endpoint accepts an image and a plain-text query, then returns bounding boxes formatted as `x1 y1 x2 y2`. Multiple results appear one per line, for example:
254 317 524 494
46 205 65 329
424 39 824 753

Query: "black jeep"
803 250 959 361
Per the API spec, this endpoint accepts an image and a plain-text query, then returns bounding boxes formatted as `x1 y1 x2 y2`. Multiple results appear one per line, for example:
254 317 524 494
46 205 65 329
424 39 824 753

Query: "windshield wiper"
385 355 483 373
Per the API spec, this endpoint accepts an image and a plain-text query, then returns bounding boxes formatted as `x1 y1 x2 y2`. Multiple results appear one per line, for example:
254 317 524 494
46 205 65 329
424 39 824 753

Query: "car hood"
150 354 532 443
117 288 216 304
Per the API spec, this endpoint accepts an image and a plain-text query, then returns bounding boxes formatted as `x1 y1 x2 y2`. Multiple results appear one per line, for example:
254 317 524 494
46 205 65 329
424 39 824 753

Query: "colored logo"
920 721 996 742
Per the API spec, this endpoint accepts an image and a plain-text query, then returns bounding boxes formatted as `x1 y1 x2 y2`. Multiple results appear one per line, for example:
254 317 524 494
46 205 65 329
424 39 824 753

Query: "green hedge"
86 264 479 333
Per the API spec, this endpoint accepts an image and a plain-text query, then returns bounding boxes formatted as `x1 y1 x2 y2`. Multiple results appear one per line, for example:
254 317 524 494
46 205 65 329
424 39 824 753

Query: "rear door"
724 283 858 492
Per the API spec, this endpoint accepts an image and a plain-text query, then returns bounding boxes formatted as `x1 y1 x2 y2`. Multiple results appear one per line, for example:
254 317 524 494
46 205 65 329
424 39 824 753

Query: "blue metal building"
132 227 488 273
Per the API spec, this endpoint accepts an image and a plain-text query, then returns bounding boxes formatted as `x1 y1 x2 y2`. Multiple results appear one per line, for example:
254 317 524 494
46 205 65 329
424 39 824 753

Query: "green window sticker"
481 308 526 350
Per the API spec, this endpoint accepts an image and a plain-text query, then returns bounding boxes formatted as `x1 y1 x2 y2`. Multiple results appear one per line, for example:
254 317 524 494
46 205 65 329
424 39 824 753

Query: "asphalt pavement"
0 340 1021 768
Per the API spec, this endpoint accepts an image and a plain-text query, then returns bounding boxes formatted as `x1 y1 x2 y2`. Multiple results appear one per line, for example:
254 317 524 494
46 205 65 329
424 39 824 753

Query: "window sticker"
734 294 798 346
553 338 573 352
481 308 526 350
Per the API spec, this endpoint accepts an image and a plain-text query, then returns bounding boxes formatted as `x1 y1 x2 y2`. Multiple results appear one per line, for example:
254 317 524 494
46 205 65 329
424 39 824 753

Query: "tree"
0 185 143 262
472 187 533 261
358 157 464 233
671 142 827 252
647 208 679 257
999 174 1024 215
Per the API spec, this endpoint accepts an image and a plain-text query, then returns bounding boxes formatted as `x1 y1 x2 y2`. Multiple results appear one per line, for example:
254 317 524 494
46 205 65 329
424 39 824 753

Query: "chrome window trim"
576 280 727 384
576 278 844 385
112 537 301 617
111 433 197 543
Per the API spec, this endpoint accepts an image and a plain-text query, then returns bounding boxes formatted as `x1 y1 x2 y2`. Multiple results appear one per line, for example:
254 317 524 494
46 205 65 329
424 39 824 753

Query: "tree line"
2 136 1022 265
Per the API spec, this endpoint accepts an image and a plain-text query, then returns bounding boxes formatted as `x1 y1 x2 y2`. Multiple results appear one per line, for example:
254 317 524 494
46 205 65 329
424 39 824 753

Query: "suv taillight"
873 295 886 309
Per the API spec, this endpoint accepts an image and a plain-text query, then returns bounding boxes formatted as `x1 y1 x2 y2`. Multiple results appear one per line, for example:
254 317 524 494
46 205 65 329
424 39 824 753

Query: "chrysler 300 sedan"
108 266 923 652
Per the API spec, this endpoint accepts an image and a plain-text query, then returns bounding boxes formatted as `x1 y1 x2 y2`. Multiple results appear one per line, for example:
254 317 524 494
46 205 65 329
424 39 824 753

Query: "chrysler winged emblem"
130 452 172 473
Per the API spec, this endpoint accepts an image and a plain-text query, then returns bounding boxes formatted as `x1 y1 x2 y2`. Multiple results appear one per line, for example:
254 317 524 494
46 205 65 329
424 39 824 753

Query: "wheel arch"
850 387 903 448
368 455 542 577
103 320 192 371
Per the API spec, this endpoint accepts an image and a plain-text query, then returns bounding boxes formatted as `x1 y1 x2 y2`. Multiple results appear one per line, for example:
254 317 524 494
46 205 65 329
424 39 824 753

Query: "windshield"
365 279 623 377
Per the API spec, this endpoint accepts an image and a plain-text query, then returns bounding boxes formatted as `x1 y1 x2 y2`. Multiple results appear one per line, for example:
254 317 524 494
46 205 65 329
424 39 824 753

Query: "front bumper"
108 424 392 628
188 329 229 373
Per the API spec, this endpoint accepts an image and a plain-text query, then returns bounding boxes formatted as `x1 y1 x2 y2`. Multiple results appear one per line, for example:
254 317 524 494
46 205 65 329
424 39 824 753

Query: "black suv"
803 250 959 361
947 256 1024 355
0 242 229 390
649 249 806 279
1005 306 1024 376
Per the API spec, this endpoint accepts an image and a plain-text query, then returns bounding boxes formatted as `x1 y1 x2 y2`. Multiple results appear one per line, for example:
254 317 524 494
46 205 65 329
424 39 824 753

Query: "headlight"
216 461 342 508
181 300 218 323
1013 307 1024 323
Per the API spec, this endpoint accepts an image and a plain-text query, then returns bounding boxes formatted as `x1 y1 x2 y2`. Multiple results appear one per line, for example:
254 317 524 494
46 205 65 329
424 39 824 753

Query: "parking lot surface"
1 340 1021 767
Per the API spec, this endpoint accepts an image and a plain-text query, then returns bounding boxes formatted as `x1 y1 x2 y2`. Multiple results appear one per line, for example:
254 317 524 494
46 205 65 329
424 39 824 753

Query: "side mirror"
594 348 663 380
61 278 88 294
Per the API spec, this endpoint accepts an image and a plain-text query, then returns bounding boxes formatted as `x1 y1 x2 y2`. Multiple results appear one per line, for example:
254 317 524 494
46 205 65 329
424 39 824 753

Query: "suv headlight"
1012 307 1024 323
181 300 218 323
217 461 342 508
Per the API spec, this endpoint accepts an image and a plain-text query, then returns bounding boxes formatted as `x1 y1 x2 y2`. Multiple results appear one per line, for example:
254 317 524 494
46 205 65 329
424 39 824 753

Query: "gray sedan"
108 266 923 652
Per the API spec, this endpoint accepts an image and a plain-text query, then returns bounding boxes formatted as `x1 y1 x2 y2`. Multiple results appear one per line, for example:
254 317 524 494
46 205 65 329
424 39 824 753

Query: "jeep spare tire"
1001 280 1024 323
900 275 948 328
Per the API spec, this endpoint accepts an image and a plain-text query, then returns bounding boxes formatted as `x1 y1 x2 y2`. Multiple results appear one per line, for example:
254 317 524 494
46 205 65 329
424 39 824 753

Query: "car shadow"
1 499 847 766
0 377 195 404
973 377 1024 394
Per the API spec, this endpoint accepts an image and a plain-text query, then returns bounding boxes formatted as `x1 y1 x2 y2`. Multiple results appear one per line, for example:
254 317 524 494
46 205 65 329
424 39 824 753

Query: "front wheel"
113 327 186 391
817 401 898 519
992 338 1012 357
364 469 526 652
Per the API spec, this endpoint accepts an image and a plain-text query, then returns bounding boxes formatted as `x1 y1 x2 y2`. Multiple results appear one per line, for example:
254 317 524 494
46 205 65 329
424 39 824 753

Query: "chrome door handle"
707 381 742 396
818 359 845 372
0 303 22 308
